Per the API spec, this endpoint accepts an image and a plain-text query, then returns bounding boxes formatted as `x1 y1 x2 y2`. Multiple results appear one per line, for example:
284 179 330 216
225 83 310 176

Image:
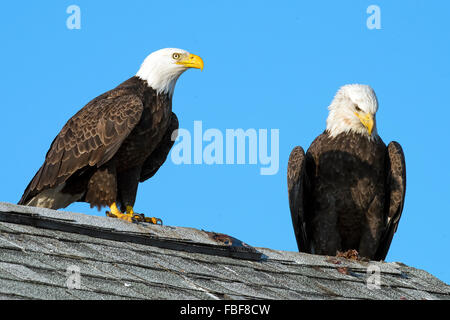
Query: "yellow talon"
144 217 163 225
106 203 162 225
106 202 134 222
111 202 122 215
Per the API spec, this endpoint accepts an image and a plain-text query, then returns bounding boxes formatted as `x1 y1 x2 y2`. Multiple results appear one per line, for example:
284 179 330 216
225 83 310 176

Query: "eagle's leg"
109 167 163 224
106 202 135 222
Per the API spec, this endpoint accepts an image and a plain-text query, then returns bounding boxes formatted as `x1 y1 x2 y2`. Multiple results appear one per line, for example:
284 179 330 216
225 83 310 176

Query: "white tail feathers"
25 184 83 210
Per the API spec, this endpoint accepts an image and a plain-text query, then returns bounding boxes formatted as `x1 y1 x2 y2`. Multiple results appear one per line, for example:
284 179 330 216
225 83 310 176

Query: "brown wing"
139 112 179 182
19 92 144 205
375 141 406 260
287 146 311 252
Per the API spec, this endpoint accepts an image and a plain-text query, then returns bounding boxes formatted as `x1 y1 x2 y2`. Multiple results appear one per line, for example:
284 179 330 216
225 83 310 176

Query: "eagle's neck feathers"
136 64 182 97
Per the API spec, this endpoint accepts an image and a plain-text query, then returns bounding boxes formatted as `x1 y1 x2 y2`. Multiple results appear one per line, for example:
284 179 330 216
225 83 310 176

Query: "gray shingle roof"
0 202 448 300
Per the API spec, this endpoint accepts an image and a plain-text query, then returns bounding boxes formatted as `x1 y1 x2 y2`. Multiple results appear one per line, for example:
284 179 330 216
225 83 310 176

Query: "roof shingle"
0 202 448 300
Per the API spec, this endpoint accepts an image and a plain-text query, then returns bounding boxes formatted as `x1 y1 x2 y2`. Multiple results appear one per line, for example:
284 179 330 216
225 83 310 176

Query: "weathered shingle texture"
0 202 448 300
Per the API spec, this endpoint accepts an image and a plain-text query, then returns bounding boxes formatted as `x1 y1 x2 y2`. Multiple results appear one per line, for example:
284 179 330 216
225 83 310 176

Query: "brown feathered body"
19 76 178 212
287 131 406 260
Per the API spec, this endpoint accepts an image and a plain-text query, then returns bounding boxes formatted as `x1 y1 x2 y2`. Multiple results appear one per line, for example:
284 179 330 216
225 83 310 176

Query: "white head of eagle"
136 48 204 97
326 84 379 139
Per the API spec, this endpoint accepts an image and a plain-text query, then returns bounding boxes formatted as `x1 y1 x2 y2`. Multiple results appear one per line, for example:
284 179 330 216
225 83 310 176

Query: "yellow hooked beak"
176 53 204 71
354 112 374 135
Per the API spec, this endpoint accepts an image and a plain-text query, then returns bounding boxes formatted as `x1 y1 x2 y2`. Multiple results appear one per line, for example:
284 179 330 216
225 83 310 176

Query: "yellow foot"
105 203 163 225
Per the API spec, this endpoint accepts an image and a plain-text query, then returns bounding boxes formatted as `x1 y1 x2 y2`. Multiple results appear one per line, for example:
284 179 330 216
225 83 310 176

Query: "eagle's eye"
172 53 181 60
355 105 362 112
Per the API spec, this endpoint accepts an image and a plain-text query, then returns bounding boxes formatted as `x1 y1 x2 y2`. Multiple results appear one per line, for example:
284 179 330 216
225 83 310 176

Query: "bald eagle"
287 84 406 260
19 48 204 223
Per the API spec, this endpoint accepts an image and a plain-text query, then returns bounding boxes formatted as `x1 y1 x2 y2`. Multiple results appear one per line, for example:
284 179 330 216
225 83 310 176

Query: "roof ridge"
0 202 262 261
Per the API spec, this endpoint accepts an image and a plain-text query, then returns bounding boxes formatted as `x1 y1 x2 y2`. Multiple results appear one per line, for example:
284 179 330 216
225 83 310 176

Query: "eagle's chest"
309 132 386 208
117 92 172 170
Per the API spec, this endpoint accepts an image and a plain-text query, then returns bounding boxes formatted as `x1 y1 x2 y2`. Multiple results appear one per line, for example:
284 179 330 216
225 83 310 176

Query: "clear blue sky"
1 1 449 284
